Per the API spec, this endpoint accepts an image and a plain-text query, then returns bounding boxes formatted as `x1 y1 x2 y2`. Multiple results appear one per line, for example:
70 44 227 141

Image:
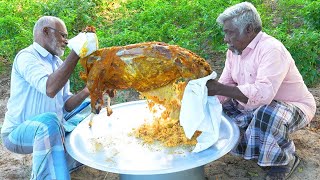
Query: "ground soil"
0 60 319 180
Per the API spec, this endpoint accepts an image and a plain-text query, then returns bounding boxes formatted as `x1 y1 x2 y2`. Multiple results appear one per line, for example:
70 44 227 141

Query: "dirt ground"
0 62 319 179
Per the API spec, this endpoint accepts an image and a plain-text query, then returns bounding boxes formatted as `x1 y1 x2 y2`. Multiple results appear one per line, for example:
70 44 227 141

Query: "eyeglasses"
47 27 68 39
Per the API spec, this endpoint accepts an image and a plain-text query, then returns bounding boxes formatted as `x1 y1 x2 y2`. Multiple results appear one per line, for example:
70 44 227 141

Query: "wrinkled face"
46 23 68 56
222 19 251 55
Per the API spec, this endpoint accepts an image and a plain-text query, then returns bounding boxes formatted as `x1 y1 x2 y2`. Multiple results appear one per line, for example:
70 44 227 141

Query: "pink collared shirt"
218 31 316 121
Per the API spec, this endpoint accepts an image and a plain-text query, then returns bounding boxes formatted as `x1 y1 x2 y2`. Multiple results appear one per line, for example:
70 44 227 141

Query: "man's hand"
64 86 90 112
206 79 221 96
67 31 98 58
206 79 248 103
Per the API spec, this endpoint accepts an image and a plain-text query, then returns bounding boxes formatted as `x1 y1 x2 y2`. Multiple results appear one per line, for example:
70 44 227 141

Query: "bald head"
33 16 66 42
33 16 68 56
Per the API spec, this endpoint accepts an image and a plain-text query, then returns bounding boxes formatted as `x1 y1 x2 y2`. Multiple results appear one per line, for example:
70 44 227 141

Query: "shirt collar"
240 31 263 57
247 31 263 50
33 42 55 60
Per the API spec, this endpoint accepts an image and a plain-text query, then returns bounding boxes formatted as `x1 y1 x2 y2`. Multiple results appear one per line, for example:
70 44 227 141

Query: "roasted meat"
79 41 212 114
79 42 212 146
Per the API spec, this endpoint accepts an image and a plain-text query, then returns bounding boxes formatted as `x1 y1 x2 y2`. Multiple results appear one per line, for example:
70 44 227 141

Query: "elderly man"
1 16 97 179
206 2 316 180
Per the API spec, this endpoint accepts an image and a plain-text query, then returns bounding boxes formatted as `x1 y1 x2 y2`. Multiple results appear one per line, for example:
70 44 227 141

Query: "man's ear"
245 24 255 37
43 27 50 36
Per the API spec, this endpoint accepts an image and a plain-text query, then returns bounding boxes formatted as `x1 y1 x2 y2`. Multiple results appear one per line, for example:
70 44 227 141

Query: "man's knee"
253 105 273 131
31 112 59 123
32 112 62 134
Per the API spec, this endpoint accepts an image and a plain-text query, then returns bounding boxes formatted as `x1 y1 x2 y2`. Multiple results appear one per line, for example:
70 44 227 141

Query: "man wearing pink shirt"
206 2 316 180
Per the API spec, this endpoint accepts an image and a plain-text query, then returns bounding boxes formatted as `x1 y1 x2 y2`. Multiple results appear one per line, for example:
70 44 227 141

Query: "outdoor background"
0 0 319 91
0 0 319 179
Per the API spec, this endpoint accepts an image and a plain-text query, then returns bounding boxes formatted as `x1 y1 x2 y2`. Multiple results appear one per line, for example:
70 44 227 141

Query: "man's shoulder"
259 32 281 44
12 44 47 73
19 44 36 53
15 44 38 59
257 32 284 51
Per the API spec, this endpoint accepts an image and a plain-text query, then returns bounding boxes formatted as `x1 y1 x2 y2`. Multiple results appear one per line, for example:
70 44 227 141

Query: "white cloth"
67 32 98 58
180 71 222 153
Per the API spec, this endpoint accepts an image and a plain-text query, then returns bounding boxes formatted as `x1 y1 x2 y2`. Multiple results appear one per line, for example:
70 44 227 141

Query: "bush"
284 30 320 86
256 0 320 86
97 0 231 59
302 1 320 30
0 0 319 90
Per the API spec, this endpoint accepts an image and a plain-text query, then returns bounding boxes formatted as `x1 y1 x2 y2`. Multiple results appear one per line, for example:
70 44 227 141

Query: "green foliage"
0 15 31 60
254 0 320 87
301 1 320 30
284 30 320 87
40 0 99 34
0 0 319 91
0 1 34 60
69 60 86 92
102 0 237 58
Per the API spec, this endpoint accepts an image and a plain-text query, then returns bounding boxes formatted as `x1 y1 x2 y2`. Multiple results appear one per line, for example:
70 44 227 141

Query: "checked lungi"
1 100 91 180
223 99 309 167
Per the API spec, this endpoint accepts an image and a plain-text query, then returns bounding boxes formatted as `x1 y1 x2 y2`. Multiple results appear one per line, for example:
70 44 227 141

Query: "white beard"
232 49 241 55
50 36 65 57
228 44 241 55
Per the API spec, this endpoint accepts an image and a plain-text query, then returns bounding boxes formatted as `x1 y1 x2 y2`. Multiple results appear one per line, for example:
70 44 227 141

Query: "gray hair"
33 16 66 41
216 2 262 33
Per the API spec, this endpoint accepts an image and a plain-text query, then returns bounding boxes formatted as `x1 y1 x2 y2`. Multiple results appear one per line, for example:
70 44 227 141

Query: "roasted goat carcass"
79 42 212 146
80 42 212 112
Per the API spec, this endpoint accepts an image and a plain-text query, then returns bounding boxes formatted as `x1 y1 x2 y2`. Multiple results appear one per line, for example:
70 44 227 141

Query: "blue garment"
1 101 90 180
1 42 90 179
63 98 91 132
1 42 72 134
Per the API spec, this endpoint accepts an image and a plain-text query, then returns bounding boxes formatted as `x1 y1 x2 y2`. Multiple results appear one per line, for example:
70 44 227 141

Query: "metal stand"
120 166 205 180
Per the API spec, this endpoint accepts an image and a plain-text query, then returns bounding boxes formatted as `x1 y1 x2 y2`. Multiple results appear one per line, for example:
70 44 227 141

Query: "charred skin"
79 42 212 114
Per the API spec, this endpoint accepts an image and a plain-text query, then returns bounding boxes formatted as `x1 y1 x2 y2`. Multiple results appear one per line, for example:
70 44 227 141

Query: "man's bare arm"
46 50 79 98
206 79 248 103
64 87 90 112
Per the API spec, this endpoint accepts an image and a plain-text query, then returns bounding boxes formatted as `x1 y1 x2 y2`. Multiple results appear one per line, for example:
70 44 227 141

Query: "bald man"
1 16 97 179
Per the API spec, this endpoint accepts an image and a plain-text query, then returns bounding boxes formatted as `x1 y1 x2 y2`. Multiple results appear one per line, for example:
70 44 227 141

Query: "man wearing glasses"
1 16 98 179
